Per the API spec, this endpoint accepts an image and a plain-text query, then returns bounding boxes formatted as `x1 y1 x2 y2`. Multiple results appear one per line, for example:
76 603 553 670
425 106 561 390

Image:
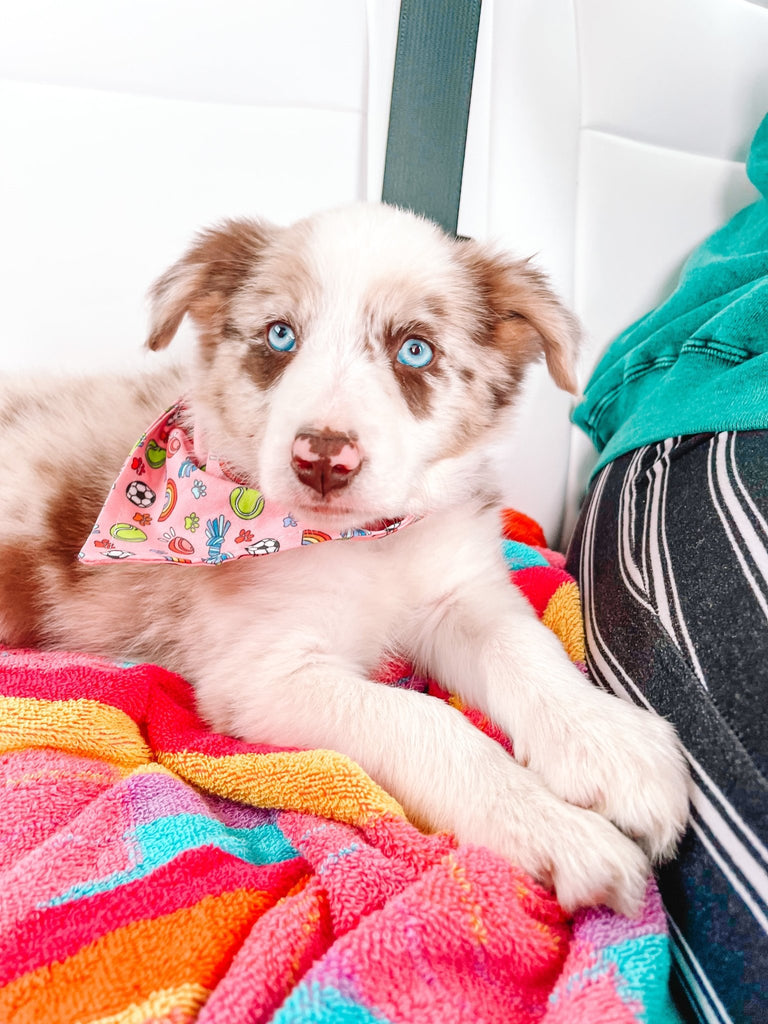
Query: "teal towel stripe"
46 815 297 906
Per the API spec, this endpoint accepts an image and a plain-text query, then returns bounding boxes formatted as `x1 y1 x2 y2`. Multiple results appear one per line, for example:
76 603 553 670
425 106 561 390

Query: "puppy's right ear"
146 219 276 351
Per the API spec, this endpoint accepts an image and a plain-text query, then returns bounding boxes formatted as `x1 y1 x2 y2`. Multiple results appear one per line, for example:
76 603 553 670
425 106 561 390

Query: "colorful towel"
0 511 680 1024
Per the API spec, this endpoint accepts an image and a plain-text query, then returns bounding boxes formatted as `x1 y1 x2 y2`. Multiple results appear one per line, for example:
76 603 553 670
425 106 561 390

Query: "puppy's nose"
291 429 362 496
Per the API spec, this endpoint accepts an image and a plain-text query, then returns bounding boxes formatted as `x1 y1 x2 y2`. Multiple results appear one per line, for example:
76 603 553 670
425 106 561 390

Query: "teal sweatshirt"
573 112 768 476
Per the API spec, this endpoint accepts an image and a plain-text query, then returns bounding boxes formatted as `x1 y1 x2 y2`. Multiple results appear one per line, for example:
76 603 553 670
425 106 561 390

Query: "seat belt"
381 0 483 237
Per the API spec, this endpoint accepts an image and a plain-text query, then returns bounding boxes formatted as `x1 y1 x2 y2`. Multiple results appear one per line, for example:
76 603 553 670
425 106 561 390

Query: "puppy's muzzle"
291 429 362 496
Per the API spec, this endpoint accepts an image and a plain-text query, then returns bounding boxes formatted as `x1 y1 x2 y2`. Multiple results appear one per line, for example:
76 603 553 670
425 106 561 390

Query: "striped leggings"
566 431 768 1024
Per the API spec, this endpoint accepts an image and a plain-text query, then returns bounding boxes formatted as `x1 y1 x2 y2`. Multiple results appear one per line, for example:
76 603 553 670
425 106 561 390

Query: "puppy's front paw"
543 802 651 918
524 694 690 862
459 765 651 917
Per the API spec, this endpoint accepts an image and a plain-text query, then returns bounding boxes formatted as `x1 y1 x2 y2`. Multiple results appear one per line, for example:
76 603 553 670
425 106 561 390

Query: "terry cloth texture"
566 435 768 1024
572 112 768 477
0 513 680 1024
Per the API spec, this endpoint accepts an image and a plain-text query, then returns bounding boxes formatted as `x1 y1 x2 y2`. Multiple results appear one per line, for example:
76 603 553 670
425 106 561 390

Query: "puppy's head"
147 203 579 526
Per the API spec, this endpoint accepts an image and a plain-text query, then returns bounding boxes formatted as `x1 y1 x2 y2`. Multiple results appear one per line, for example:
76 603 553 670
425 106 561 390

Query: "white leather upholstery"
2 0 768 543
0 0 382 375
458 0 768 539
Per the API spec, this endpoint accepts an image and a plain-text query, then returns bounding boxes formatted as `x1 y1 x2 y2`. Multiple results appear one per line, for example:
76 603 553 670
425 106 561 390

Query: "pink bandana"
79 401 419 566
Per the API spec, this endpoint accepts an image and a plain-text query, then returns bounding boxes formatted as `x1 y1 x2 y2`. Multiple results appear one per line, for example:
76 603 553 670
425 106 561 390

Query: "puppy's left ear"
458 242 581 394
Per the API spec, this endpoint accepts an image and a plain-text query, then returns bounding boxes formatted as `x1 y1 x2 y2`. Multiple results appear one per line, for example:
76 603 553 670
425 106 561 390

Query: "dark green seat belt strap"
381 0 483 236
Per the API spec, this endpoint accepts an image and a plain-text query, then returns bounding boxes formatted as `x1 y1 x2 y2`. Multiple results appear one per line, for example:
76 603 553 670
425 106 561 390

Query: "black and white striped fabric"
566 431 768 1024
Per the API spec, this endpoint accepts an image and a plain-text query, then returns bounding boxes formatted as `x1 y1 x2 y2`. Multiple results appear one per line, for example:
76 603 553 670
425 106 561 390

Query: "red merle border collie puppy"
0 203 688 914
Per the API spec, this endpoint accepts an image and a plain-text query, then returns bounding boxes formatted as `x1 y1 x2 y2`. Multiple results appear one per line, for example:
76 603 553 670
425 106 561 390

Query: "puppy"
0 202 689 915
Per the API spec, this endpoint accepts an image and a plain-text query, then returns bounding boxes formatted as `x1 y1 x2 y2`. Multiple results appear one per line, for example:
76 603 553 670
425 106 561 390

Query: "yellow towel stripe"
0 696 151 769
542 581 586 664
160 748 404 826
87 982 209 1024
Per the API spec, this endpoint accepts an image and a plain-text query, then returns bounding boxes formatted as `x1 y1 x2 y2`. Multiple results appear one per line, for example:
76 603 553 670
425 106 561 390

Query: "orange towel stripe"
0 888 272 1024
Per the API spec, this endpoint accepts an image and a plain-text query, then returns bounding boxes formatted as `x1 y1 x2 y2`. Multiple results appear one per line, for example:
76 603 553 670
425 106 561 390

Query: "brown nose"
291 429 362 496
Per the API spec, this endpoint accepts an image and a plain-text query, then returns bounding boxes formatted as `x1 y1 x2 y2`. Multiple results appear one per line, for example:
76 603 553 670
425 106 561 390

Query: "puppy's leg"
412 581 690 862
195 652 649 915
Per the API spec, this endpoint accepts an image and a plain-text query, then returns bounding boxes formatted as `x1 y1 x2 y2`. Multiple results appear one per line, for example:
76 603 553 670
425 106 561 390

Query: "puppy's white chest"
217 538 410 668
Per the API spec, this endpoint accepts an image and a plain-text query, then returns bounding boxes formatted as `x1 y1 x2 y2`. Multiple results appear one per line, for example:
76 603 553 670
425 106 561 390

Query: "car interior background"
2 1 768 1022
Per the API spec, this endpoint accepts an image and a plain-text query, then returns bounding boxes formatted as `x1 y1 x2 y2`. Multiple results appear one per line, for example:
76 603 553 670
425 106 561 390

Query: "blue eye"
396 338 433 369
267 322 297 352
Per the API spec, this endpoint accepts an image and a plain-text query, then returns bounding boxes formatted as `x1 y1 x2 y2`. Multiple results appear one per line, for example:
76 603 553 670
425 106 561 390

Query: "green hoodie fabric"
572 113 768 476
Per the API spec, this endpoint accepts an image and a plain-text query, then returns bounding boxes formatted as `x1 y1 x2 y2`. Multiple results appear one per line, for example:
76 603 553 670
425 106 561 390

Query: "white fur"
0 202 689 916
